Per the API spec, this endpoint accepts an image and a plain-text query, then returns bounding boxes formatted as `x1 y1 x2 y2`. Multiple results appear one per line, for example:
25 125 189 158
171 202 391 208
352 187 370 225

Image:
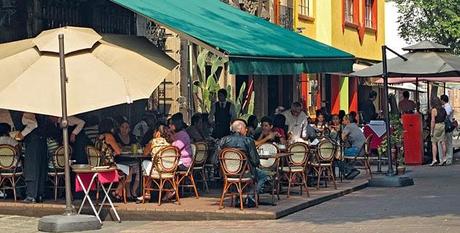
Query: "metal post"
59 34 75 215
415 77 419 112
188 41 194 119
382 46 394 176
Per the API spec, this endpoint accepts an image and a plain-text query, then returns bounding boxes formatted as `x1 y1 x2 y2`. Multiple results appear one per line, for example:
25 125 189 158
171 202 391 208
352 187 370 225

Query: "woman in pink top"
169 116 192 170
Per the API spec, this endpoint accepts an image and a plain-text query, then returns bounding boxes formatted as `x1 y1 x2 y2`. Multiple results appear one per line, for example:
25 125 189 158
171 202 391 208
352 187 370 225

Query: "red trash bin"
402 114 424 165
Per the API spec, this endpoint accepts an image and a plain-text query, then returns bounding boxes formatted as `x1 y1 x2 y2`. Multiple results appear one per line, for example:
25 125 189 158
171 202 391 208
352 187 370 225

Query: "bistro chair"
85 146 101 167
311 139 337 189
48 146 71 201
219 148 258 210
192 142 209 192
283 142 310 198
142 146 181 206
0 145 23 201
343 135 373 178
257 143 280 204
177 144 199 198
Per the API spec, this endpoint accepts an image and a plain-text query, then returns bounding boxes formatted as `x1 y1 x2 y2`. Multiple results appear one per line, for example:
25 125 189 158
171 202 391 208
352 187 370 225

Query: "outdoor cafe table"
118 152 148 196
259 152 292 205
74 167 121 223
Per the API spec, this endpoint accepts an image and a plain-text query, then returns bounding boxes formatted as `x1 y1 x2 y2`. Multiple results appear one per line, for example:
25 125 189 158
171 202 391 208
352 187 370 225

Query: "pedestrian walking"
440 94 454 165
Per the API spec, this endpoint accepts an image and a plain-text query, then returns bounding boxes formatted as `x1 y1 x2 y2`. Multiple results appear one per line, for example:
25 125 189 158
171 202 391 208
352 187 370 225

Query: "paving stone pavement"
2 162 460 233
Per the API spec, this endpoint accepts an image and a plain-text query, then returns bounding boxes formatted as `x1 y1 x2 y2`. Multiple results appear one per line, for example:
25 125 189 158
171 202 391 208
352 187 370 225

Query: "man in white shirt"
14 113 48 203
283 102 308 141
440 95 454 165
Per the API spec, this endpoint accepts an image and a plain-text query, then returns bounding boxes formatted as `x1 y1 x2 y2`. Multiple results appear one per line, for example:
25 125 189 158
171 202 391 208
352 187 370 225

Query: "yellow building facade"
294 0 385 61
291 0 385 114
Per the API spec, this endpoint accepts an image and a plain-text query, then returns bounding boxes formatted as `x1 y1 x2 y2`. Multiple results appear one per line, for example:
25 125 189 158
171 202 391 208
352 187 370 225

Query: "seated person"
96 118 137 201
0 123 20 164
247 115 259 139
139 123 171 202
301 123 317 143
255 116 287 146
169 113 193 171
272 114 287 141
314 112 328 135
0 122 18 146
216 119 269 207
328 114 342 142
186 113 205 143
115 120 137 147
338 115 364 179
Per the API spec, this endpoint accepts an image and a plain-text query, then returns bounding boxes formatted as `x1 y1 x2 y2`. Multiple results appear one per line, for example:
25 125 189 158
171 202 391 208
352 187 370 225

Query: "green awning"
110 0 355 75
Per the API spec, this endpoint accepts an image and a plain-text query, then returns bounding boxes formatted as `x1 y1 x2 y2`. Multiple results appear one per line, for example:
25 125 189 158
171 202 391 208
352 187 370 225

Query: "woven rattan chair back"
86 146 101 167
288 142 310 166
317 139 336 162
258 143 279 168
154 146 180 174
54 146 71 169
219 148 247 178
0 144 17 169
193 142 208 166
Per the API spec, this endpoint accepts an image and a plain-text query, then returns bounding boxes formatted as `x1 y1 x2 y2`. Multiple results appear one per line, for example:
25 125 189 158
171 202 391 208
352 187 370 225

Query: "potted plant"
397 148 406 175
377 113 405 173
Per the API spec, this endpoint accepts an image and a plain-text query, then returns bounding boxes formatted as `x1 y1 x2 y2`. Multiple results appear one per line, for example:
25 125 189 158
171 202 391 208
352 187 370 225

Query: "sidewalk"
0 176 368 221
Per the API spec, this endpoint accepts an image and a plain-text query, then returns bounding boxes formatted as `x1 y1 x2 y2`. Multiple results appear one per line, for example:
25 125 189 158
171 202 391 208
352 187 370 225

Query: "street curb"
275 181 369 219
0 181 369 221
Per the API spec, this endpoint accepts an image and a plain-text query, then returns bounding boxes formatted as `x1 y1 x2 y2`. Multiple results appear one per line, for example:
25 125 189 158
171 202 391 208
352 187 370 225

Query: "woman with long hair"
96 118 136 201
430 97 447 166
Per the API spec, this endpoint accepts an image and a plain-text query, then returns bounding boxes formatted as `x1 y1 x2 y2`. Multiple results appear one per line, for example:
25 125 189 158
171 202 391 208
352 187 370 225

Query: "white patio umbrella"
0 27 177 116
0 26 177 220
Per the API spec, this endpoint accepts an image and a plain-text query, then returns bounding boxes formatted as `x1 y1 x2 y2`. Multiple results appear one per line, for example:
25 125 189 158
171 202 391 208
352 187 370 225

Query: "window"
298 0 312 17
364 0 374 28
344 0 354 23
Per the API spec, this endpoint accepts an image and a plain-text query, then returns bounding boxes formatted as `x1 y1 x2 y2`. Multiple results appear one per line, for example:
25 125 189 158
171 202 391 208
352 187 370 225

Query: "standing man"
440 94 454 165
398 91 417 114
209 89 236 139
360 91 378 124
283 102 308 141
14 113 48 203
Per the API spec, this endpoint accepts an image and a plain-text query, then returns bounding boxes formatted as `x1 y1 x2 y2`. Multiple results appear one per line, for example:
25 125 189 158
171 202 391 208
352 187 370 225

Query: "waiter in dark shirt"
14 113 49 203
209 89 236 139
360 91 378 124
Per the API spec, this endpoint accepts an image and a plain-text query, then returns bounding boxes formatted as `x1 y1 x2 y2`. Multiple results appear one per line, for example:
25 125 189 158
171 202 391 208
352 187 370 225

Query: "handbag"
445 118 457 133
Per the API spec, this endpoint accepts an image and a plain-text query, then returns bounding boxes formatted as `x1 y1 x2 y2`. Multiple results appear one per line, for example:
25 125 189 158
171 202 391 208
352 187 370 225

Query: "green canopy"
110 0 354 75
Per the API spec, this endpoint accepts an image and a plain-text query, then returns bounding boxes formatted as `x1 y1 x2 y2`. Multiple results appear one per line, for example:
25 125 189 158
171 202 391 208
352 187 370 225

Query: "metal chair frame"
48 146 71 201
343 135 373 178
192 142 209 192
258 143 281 204
219 148 258 210
311 139 337 189
284 142 310 198
142 146 181 205
177 144 199 198
0 144 23 201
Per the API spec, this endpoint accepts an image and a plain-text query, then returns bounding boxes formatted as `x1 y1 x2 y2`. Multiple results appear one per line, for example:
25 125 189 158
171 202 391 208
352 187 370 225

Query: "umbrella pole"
58 34 75 215
382 46 394 176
